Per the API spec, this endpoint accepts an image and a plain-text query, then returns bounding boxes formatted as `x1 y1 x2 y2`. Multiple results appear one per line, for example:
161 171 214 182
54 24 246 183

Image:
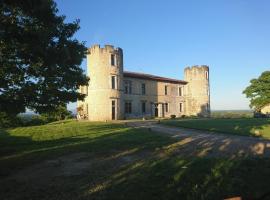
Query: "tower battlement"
184 65 209 81
184 65 209 72
88 44 123 54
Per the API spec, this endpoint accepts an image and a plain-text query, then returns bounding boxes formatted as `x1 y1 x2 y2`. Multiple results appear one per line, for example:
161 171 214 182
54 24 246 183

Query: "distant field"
1 120 270 199
211 110 253 118
162 118 270 138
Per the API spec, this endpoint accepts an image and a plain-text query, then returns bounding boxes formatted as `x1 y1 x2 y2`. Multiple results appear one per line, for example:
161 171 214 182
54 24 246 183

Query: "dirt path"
126 121 270 157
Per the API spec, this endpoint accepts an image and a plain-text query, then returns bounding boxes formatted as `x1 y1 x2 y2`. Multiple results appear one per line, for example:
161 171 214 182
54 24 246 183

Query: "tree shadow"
1 122 270 200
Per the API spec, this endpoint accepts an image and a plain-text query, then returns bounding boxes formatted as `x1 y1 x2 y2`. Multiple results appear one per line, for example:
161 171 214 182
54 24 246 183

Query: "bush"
22 115 47 126
0 105 74 128
40 105 73 122
0 112 23 128
170 115 176 119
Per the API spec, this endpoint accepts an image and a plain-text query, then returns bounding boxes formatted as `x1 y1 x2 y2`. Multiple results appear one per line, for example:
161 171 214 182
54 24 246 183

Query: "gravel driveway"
126 121 270 157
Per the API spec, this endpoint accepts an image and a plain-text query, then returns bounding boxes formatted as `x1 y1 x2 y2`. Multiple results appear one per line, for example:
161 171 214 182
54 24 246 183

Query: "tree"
243 71 270 111
0 0 89 116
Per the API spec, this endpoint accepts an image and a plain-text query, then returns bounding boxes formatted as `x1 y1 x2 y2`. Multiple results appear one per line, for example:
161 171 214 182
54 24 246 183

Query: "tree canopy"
0 0 89 116
243 71 270 111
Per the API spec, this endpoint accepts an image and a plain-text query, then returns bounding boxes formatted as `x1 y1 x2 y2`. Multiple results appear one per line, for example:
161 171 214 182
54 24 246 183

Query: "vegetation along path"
127 120 270 157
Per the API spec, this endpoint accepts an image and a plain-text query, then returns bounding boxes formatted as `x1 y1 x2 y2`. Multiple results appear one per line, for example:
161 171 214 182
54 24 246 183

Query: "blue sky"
55 0 270 111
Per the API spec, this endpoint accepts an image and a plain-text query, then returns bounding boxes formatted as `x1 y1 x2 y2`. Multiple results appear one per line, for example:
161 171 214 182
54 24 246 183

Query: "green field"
162 118 270 138
1 120 270 200
211 110 253 118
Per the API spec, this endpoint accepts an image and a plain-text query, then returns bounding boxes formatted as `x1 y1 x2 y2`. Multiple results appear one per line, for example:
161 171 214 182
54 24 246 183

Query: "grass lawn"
1 120 270 200
161 118 270 139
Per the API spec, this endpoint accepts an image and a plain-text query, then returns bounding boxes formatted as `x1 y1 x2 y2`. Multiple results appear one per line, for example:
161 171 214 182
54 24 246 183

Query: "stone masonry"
77 44 210 121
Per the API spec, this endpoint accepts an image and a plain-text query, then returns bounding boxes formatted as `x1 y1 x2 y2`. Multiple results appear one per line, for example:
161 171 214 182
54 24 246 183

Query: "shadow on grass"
85 155 270 200
1 122 270 200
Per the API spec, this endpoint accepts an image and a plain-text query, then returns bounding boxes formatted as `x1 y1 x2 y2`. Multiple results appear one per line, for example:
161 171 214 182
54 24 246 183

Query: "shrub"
0 112 23 128
40 105 73 122
170 115 176 119
23 115 47 126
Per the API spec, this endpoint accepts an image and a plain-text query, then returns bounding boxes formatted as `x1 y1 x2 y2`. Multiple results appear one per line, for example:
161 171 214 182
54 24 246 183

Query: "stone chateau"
77 44 210 121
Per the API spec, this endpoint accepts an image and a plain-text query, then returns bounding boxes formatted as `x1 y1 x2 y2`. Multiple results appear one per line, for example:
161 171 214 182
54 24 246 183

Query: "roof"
123 71 188 84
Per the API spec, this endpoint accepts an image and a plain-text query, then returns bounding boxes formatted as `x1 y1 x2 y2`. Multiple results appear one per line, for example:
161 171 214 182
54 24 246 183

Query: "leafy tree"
0 0 89 116
243 71 270 111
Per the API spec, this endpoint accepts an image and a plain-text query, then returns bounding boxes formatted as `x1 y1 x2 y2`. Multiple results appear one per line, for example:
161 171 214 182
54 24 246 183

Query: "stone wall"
78 44 211 121
184 65 210 117
78 45 124 121
123 77 185 119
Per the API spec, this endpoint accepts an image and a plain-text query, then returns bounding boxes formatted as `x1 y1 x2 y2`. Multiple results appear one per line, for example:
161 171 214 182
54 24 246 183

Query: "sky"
55 0 270 111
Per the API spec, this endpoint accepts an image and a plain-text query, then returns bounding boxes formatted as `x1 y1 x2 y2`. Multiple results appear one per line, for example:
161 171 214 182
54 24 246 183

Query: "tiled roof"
123 71 187 84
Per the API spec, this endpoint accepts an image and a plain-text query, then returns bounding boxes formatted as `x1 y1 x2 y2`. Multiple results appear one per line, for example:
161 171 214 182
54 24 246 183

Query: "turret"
87 44 124 120
184 65 210 117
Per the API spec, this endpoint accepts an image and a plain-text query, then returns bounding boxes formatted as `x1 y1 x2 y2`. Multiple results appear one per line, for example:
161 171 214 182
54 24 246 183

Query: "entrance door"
112 100 116 120
154 104 158 117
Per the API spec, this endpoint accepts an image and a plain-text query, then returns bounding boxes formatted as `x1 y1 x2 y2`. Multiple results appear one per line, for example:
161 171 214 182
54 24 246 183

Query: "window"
124 80 132 94
205 71 208 80
111 76 116 89
125 101 132 114
112 100 116 120
165 85 168 95
111 54 115 66
165 103 169 112
141 101 146 113
142 83 146 95
178 87 183 96
179 103 183 112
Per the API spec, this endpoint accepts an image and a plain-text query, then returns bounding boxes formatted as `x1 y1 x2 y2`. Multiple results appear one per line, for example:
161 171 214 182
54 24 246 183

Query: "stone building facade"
77 44 210 121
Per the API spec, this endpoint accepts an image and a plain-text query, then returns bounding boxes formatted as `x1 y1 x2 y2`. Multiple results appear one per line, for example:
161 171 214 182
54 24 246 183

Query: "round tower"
87 44 124 121
184 65 210 117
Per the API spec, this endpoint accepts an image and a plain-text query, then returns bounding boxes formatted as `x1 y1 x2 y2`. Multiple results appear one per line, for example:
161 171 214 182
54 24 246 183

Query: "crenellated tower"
86 44 124 120
184 65 210 117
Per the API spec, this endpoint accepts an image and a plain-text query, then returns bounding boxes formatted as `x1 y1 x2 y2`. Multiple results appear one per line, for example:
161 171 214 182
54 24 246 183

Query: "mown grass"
1 120 270 200
162 118 270 138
